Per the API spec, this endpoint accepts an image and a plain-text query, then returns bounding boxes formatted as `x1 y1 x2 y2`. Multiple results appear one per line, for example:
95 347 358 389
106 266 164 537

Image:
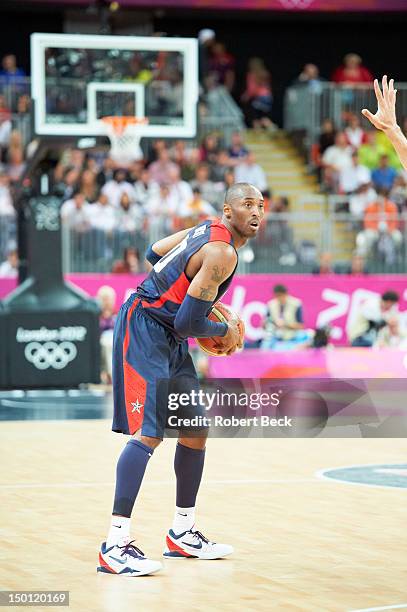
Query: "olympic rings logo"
24 341 78 370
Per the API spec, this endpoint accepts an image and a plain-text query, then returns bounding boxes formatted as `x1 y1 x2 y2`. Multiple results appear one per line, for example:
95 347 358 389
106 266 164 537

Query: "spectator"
0 55 26 92
79 169 99 202
241 57 273 130
115 192 143 233
89 193 117 233
211 149 232 182
0 168 14 217
148 146 179 185
374 316 407 349
322 131 353 191
339 151 371 194
223 169 235 191
57 167 81 201
358 131 382 169
331 53 373 84
389 175 407 211
0 247 18 277
133 167 159 208
294 63 323 93
347 290 399 347
345 114 367 149
96 156 115 187
349 183 377 220
145 183 178 231
228 131 249 163
112 246 142 274
234 151 268 192
371 155 398 191
101 169 136 208
6 146 25 183
319 119 337 155
357 189 402 256
199 133 220 166
208 41 235 93
190 163 222 206
313 252 334 275
167 166 193 214
178 187 216 226
169 139 198 171
60 191 92 232
260 284 312 351
347 253 368 275
198 28 215 83
96 285 117 384
0 102 11 161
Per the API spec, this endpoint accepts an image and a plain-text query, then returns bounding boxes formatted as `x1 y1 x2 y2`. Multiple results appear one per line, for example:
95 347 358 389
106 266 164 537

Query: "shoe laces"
189 530 210 544
118 540 145 559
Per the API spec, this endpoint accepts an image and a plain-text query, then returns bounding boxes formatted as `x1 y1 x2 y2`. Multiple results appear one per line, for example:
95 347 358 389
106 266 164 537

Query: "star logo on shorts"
131 400 143 414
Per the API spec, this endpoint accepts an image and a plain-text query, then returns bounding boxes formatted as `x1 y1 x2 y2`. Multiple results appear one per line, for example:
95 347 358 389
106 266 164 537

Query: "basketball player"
362 75 407 171
98 182 264 576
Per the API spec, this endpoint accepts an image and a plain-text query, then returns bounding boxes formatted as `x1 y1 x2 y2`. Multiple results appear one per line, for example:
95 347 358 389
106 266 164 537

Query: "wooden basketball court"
1 419 406 612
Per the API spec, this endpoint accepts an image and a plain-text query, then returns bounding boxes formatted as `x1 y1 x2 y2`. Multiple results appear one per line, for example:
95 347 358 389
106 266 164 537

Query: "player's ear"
223 202 232 219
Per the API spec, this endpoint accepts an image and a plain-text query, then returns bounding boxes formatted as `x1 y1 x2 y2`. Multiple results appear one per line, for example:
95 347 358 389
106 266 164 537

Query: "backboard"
30 33 198 139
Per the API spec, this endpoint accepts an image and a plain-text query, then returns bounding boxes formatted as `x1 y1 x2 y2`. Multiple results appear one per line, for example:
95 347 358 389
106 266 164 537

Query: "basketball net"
100 116 148 165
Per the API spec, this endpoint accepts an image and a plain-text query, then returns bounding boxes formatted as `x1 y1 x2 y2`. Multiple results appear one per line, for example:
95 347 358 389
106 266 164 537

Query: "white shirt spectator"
0 258 17 277
234 153 268 192
349 187 377 218
345 126 365 149
115 202 143 233
89 195 117 232
61 195 92 231
0 118 12 148
133 176 159 208
101 179 136 208
145 187 179 217
339 164 371 193
322 144 353 172
169 180 193 213
0 181 14 216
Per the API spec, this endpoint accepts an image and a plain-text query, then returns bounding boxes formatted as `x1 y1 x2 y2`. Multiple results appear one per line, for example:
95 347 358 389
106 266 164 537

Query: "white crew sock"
172 506 195 535
107 515 131 548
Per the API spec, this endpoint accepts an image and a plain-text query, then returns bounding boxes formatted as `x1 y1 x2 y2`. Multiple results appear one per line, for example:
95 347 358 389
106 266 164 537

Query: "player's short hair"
224 183 261 204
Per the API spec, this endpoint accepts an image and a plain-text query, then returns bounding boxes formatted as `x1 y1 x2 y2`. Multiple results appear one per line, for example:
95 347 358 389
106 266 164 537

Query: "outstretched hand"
361 75 398 133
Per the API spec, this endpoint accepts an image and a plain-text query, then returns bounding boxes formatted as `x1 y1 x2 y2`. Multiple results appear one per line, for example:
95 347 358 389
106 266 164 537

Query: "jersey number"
153 235 189 273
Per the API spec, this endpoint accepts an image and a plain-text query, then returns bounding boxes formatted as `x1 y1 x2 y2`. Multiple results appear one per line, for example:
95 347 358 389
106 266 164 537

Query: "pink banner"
208 348 407 378
1 273 406 346
19 0 407 10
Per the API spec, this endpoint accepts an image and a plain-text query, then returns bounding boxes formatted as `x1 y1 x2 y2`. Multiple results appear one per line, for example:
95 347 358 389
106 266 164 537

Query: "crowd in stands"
0 45 406 277
313 111 407 262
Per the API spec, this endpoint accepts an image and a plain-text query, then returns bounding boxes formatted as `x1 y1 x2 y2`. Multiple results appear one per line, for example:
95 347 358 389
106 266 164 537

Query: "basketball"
196 302 245 356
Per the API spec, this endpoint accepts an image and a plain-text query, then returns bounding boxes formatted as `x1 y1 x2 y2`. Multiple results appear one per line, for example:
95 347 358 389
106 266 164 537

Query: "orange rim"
100 116 148 135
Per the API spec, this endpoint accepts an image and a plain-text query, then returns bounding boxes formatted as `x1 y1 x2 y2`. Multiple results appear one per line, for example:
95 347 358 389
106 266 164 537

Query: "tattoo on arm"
211 265 227 283
199 285 216 300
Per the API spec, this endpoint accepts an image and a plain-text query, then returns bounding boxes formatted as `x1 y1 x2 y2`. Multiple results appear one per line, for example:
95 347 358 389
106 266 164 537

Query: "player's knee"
138 434 162 450
178 435 207 451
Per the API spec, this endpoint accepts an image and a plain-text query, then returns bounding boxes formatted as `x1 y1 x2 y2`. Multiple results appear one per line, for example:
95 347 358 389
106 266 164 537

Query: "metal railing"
284 82 407 150
1 210 407 275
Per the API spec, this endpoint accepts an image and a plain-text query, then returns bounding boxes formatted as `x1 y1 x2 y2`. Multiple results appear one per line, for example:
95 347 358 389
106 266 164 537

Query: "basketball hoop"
100 116 148 165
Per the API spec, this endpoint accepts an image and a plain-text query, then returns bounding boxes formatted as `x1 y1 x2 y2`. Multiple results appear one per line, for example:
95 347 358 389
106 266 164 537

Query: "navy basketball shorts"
112 297 203 438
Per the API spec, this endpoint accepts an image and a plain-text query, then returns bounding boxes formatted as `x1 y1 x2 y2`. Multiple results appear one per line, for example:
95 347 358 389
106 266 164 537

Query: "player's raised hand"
362 75 398 132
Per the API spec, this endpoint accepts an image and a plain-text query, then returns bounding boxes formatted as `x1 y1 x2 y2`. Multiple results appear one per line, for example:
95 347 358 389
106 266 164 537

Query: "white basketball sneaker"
163 529 234 560
98 540 162 576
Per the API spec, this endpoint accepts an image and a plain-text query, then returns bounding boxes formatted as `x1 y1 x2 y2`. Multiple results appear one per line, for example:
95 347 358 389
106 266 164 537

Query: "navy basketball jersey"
136 219 238 336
